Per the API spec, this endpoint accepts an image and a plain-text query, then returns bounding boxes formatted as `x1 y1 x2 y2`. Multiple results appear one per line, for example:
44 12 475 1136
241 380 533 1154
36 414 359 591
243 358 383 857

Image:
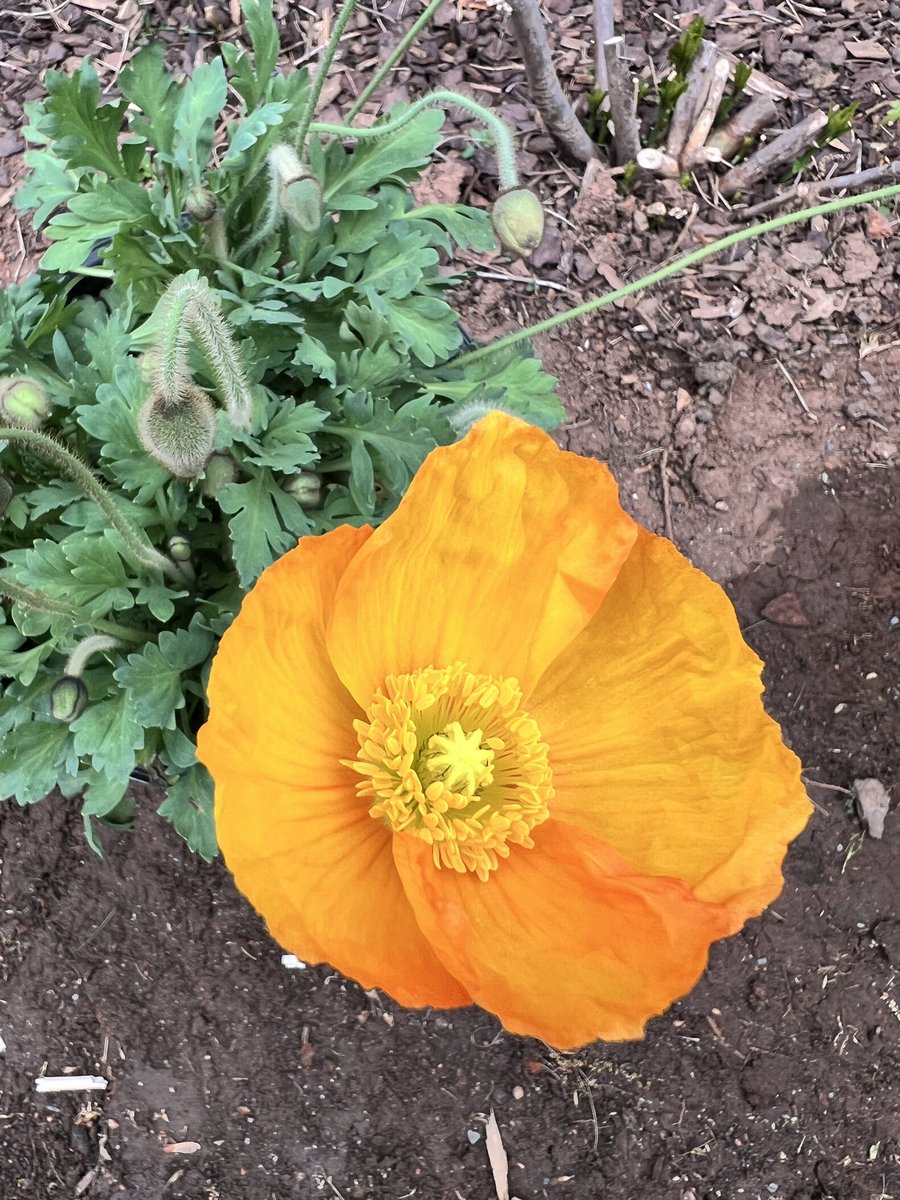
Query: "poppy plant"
198 412 811 1049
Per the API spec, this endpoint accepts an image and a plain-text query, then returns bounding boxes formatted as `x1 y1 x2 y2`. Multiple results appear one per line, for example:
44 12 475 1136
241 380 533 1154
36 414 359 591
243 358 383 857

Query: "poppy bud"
166 534 192 563
0 477 11 516
185 186 219 223
138 386 217 479
280 175 324 235
281 470 322 509
51 675 89 724
491 188 545 258
0 375 52 428
201 451 239 498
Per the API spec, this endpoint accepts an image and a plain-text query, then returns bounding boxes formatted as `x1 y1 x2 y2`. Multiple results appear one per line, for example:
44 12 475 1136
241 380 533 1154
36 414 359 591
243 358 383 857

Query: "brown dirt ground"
1 0 899 1197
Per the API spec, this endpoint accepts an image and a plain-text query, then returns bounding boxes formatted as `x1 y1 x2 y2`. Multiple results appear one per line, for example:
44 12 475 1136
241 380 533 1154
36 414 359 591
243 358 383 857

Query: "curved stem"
346 0 446 122
295 0 363 158
66 633 124 677
448 183 900 369
313 90 520 190
0 426 185 583
0 578 147 644
154 275 253 429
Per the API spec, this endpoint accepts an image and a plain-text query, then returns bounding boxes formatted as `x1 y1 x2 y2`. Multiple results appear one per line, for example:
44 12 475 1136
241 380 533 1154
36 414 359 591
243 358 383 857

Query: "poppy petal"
393 819 732 1048
325 412 638 707
530 529 811 929
198 526 470 1008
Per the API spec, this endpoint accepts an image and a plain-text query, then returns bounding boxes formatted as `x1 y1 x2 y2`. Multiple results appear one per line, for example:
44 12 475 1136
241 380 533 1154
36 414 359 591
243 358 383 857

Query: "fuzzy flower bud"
51 675 89 724
0 375 52 428
166 534 193 563
201 451 239 498
138 385 217 479
280 176 324 235
185 186 219 223
281 470 322 510
491 188 545 258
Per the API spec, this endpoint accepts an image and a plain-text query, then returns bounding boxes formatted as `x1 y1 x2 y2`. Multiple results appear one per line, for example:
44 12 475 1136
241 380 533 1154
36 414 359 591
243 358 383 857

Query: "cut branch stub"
718 109 828 198
602 37 641 165
706 95 779 160
665 40 717 161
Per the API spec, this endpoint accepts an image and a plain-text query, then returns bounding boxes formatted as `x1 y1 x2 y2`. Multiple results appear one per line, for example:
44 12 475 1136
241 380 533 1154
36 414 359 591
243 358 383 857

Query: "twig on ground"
712 46 792 101
602 37 641 164
665 40 717 162
592 0 616 103
706 95 779 160
718 109 827 197
660 447 675 542
506 0 597 163
733 159 900 221
774 356 818 422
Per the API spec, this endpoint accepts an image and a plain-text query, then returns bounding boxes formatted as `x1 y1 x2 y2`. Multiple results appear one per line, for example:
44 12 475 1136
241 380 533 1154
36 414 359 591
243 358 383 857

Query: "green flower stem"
312 90 520 191
0 426 185 584
66 633 124 677
346 0 447 122
0 578 146 644
449 183 900 368
295 0 364 158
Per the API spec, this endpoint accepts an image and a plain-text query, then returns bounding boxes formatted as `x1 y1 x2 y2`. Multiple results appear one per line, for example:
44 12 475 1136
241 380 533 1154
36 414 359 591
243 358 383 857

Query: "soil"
1 0 899 1197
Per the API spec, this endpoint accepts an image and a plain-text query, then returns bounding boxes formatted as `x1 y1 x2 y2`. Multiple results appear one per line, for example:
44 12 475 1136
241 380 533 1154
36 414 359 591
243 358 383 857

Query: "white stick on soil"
35 1075 109 1093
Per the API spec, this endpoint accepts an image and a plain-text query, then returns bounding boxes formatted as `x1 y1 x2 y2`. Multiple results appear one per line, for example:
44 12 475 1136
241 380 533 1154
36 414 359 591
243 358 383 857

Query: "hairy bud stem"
0 425 186 583
151 272 253 430
311 90 522 192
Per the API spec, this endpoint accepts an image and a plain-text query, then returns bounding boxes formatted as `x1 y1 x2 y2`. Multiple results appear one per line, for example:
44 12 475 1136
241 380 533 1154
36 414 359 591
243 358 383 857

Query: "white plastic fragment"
0 1033 6 1054
35 1075 108 1093
854 778 891 839
281 954 307 970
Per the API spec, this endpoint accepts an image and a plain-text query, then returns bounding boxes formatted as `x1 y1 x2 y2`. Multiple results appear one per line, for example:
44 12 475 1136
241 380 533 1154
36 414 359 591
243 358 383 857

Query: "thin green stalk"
295 0 364 157
0 578 147 644
346 0 446 122
313 90 520 191
0 426 185 583
449 184 900 369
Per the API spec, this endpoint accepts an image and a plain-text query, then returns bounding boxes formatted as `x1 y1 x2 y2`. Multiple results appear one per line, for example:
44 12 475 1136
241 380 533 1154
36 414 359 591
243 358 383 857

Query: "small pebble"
467 1129 481 1145
512 1086 525 1100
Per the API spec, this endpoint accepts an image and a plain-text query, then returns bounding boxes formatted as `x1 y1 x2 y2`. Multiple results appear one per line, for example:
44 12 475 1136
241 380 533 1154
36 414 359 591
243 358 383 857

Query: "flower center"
350 664 553 882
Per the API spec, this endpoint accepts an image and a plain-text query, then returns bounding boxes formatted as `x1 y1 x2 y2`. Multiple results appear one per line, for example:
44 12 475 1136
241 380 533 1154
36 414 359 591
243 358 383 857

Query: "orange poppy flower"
197 412 811 1049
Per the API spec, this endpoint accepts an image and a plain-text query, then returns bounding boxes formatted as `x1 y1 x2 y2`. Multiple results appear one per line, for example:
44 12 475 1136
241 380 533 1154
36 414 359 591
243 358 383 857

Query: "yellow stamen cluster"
350 664 553 882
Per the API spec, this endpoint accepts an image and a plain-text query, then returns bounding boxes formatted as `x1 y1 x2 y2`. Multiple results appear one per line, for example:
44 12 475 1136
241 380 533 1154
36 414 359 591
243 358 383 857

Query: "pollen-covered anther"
350 663 553 881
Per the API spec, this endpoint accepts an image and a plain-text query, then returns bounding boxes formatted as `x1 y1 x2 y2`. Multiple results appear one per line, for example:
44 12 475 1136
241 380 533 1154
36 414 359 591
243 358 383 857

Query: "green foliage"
2 0 559 856
715 60 752 127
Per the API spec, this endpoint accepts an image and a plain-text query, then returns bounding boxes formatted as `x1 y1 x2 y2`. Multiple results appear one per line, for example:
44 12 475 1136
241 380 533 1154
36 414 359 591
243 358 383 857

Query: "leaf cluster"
2 0 561 855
